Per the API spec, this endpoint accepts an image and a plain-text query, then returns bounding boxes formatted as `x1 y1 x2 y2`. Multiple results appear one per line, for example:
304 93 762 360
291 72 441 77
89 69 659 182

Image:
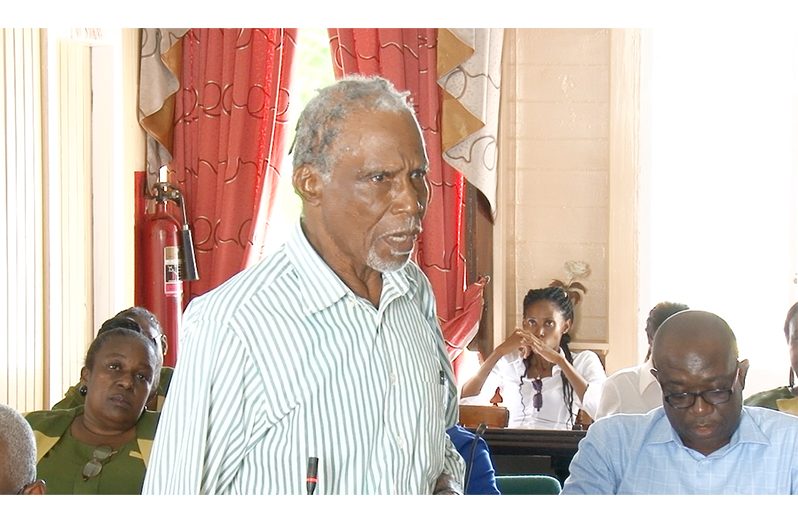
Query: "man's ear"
79 366 89 384
22 479 46 495
738 359 750 390
292 164 323 206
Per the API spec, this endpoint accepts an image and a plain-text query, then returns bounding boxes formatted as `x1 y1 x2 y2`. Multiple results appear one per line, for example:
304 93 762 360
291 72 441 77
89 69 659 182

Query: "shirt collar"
639 358 659 395
285 220 417 315
646 406 770 454
647 407 677 445
732 407 771 447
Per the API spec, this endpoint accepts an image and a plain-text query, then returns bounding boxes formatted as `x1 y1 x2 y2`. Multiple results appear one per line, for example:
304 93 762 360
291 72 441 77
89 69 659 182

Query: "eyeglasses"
82 445 117 481
531 377 543 411
662 369 739 409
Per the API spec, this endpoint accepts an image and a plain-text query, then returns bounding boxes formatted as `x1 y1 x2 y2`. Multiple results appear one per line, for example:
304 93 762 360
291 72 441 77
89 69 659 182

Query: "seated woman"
53 306 173 412
460 286 606 430
744 301 798 413
25 327 161 494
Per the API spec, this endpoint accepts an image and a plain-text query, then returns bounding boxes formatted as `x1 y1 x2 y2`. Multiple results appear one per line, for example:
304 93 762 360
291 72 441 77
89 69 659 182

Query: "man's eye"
411 170 427 179
107 363 120 370
370 173 387 182
136 373 150 382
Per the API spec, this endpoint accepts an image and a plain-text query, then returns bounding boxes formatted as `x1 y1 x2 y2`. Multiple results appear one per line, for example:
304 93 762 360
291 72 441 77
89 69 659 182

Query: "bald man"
0 404 45 494
562 310 798 494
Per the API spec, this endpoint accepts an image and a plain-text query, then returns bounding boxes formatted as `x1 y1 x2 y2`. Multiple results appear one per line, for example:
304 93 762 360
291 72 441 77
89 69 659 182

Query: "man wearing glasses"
562 310 798 494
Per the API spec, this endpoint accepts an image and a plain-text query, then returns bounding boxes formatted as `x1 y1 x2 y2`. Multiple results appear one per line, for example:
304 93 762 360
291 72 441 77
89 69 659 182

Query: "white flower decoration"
564 260 590 282
550 260 591 306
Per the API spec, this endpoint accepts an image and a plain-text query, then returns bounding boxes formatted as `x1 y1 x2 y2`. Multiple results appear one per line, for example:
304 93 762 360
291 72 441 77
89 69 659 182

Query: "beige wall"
495 29 639 373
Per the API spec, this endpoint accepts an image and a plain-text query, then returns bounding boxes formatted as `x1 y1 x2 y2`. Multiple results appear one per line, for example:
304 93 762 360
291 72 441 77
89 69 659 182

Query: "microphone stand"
464 423 487 494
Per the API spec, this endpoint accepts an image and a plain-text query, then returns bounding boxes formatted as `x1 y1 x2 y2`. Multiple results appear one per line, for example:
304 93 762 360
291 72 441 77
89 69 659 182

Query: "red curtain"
172 28 297 302
328 29 484 378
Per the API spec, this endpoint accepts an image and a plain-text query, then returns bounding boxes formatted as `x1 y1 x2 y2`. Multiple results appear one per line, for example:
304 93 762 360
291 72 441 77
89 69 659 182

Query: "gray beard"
366 247 412 273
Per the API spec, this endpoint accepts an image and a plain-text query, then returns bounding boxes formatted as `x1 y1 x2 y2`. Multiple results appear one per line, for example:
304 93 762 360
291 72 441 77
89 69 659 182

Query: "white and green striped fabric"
143 221 464 494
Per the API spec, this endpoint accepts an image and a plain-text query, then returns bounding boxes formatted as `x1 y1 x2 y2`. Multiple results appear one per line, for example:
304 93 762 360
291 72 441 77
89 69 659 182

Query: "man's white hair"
0 403 37 493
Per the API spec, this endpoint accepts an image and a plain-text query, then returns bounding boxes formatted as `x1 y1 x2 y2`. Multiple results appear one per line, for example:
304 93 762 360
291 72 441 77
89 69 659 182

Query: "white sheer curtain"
0 29 45 411
641 27 798 396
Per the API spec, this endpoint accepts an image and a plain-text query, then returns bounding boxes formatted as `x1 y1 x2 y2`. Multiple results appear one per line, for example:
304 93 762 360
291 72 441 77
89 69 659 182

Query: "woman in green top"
744 301 798 411
53 306 173 412
25 327 161 494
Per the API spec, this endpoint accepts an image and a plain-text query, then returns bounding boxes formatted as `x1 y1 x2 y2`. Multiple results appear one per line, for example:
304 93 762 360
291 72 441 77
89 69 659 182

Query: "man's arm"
435 433 465 494
560 419 620 495
143 305 254 494
411 263 466 494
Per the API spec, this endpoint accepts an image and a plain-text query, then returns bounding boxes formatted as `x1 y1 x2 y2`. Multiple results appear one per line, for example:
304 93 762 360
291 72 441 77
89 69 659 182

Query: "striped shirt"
562 406 798 494
142 221 464 494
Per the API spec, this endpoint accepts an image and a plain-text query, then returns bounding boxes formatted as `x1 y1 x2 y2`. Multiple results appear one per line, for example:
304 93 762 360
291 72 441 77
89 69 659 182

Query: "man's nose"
392 175 426 216
690 394 713 415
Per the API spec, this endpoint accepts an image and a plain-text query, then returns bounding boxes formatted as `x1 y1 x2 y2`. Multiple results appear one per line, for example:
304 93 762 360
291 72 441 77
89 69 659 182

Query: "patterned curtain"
172 28 297 302
438 29 503 217
328 28 485 378
138 28 189 188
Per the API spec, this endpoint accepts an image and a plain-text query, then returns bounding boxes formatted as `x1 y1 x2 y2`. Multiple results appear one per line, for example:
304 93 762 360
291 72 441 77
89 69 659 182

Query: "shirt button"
389 372 397 385
396 436 405 450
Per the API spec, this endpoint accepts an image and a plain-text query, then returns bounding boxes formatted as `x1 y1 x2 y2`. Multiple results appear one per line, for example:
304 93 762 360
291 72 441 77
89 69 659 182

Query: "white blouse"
461 349 606 430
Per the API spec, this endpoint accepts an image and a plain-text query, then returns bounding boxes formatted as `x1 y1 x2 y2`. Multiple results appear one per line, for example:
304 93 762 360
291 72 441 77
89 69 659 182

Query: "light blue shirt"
144 221 464 494
562 406 798 494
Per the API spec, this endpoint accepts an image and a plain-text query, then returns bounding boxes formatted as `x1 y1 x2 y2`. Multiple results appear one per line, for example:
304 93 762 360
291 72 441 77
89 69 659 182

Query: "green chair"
495 474 562 495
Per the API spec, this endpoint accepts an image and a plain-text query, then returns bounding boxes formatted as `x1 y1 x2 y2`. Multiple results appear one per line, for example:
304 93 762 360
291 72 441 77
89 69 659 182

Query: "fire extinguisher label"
164 245 183 296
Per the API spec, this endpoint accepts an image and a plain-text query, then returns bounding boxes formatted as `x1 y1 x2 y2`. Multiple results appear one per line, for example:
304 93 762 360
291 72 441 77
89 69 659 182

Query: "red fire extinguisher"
140 181 198 368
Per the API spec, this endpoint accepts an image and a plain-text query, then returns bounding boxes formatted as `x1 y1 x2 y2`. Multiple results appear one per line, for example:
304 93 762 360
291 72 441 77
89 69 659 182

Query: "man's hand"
433 472 463 495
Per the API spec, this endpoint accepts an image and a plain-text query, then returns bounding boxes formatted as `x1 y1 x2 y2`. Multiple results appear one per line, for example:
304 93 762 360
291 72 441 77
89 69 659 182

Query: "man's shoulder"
186 247 294 319
743 405 798 428
588 407 665 438
604 363 646 384
738 406 798 452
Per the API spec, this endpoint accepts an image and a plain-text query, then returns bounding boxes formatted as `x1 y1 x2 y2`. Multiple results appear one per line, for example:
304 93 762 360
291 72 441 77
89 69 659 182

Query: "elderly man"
143 76 464 495
562 310 798 494
0 404 45 494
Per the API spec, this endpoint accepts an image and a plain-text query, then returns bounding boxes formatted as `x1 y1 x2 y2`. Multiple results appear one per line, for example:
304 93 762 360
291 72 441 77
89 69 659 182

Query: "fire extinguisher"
140 180 199 368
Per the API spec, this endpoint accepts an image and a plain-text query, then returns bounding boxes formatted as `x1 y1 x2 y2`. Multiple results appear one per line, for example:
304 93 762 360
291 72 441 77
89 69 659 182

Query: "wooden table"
467 427 587 485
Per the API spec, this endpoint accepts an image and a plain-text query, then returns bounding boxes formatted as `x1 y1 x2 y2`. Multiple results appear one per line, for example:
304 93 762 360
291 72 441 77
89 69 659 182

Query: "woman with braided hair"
460 286 606 429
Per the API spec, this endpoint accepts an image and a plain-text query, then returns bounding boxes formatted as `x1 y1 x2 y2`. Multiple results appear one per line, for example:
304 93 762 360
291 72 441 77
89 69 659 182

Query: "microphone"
306 457 319 495
464 423 487 494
